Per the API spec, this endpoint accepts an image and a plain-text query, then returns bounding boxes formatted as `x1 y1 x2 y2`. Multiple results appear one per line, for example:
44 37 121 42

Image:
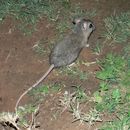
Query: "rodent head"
73 18 95 37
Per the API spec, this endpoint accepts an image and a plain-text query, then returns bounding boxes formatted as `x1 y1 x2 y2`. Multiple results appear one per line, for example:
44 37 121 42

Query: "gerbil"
15 18 95 110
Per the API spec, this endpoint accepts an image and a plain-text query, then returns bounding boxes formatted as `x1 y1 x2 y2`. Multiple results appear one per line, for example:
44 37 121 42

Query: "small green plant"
59 66 88 80
50 82 62 92
99 81 109 91
93 41 103 55
96 88 121 112
30 83 62 95
100 114 130 130
29 83 62 104
104 12 130 43
17 104 37 126
28 84 49 104
96 53 126 81
73 86 87 102
29 84 49 96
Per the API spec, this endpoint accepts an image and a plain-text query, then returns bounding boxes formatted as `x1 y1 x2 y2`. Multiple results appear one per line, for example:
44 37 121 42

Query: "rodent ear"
72 18 81 24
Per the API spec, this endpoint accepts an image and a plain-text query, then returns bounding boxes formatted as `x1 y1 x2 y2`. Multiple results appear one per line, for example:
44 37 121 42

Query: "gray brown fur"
50 19 95 68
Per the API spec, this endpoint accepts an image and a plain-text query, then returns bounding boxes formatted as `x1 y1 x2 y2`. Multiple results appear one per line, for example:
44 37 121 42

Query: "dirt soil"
0 0 130 130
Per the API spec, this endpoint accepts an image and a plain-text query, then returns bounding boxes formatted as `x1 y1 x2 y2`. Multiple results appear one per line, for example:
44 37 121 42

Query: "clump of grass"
59 91 76 111
0 0 46 34
17 104 38 127
93 41 103 55
70 103 102 125
94 53 130 129
121 69 130 86
104 12 130 43
0 0 96 35
95 54 129 111
93 87 122 112
59 90 102 124
0 105 39 130
50 82 62 92
29 83 62 104
30 83 62 96
123 43 130 69
100 114 130 130
28 84 49 105
29 84 49 95
74 86 87 102
96 53 126 82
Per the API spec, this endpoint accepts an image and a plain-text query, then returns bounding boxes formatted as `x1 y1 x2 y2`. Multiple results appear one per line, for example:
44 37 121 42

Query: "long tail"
15 64 54 112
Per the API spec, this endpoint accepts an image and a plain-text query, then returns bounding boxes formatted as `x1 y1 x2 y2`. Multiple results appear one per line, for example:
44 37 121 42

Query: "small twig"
28 105 40 130
27 113 35 130
5 50 12 63
82 61 96 67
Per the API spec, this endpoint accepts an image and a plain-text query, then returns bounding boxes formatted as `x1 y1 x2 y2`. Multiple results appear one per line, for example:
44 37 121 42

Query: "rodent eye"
89 23 93 28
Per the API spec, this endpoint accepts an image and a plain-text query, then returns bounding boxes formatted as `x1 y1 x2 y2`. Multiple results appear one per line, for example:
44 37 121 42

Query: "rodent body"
50 33 83 67
50 19 95 68
15 18 95 110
